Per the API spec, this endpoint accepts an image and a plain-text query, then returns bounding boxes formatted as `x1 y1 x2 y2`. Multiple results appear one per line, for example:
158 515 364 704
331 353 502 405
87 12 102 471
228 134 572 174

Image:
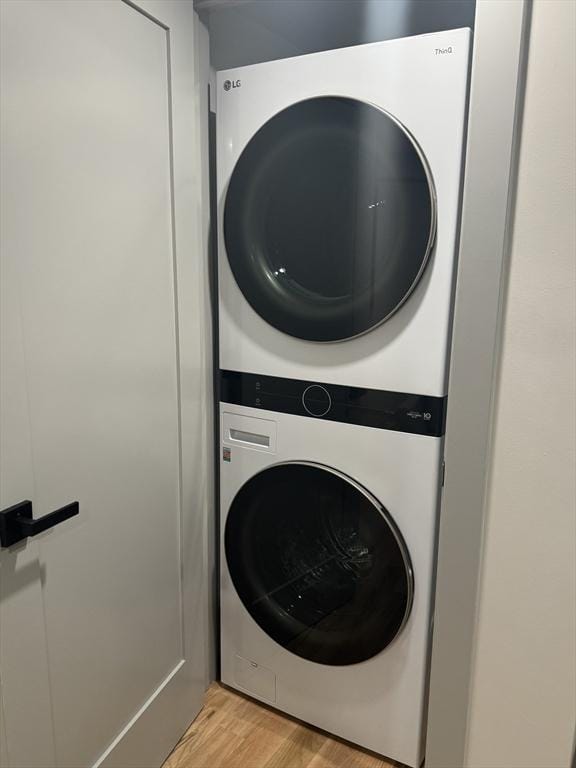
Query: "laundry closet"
1 2 574 768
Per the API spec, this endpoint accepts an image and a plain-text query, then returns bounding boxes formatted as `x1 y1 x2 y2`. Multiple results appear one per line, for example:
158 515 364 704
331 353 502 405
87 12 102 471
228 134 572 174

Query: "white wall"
465 2 576 767
199 0 475 70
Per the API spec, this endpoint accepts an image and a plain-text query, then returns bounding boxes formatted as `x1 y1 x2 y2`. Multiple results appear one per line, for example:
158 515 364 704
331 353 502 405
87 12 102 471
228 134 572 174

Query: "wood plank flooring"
163 683 398 768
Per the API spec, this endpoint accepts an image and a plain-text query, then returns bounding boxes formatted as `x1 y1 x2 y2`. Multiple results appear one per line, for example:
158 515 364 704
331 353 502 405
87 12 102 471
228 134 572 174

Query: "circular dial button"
302 385 332 417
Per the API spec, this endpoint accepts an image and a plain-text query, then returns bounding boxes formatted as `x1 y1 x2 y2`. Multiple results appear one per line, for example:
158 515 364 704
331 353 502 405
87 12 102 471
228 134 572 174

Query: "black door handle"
0 500 79 548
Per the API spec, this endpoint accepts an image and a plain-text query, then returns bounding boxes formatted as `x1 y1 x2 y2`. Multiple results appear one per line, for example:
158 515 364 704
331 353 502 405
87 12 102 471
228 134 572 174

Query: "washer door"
225 462 413 666
224 96 435 342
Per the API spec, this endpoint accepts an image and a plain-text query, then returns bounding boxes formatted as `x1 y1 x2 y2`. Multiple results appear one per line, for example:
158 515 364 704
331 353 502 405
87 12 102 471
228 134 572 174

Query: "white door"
0 2 210 767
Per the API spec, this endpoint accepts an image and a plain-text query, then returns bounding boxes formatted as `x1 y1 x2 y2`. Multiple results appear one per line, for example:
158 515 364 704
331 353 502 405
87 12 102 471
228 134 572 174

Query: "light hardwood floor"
163 683 398 768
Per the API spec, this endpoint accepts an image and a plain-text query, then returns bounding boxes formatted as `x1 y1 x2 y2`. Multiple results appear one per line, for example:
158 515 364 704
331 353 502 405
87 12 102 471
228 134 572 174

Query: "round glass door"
225 463 413 666
224 96 435 342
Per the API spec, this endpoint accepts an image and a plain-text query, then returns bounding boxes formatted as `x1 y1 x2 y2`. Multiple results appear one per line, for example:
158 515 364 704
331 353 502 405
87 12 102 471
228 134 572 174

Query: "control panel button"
302 384 332 417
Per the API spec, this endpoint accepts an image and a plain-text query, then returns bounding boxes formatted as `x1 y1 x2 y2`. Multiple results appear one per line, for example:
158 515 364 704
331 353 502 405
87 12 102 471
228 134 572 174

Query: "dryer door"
225 462 413 666
224 96 435 342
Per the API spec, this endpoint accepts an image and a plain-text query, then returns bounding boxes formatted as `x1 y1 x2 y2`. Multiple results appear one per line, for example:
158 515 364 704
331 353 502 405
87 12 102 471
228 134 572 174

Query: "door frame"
93 1 213 765
425 1 532 766
123 1 534 765
193 1 532 763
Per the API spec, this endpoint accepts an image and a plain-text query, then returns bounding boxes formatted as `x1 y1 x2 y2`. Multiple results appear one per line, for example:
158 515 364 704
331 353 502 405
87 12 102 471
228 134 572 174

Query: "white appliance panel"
220 404 443 766
217 30 470 396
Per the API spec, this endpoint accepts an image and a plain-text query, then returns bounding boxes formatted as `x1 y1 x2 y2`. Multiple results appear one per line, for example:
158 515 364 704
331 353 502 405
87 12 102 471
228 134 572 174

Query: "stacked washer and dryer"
216 29 470 768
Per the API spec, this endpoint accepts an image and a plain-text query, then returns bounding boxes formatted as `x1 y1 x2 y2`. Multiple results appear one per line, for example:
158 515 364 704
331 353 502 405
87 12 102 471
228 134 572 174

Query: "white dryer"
217 30 470 397
219 373 446 767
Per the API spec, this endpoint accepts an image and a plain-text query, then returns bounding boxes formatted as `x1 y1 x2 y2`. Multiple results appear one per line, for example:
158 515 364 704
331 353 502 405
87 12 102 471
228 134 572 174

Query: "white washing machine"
219 373 446 767
217 29 470 397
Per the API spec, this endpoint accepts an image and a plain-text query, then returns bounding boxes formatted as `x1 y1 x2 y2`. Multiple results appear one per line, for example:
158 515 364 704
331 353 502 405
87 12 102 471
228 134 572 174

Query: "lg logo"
223 79 241 91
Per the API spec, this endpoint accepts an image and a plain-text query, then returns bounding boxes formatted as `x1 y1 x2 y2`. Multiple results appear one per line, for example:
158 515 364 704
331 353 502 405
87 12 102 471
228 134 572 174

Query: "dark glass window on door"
224 96 435 342
225 463 413 665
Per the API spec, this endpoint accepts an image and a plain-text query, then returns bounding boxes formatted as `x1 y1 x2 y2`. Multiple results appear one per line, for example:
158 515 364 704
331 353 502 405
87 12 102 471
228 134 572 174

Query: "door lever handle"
0 500 79 548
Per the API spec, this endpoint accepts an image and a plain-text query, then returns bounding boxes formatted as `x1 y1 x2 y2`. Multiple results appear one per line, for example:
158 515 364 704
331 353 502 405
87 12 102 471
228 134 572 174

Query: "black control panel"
220 370 447 437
